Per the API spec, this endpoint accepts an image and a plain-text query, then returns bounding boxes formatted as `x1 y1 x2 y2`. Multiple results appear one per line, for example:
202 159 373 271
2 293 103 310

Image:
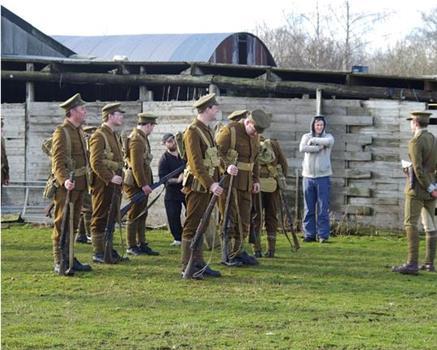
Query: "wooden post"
316 88 322 115
24 63 34 182
139 66 153 101
209 84 219 95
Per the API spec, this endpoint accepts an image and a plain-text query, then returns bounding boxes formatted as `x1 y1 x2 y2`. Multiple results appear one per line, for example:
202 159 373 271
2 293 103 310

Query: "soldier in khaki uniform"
251 135 288 258
89 103 126 263
123 113 159 256
1 117 9 186
75 125 97 244
393 111 437 275
216 109 270 266
181 93 236 279
51 93 91 274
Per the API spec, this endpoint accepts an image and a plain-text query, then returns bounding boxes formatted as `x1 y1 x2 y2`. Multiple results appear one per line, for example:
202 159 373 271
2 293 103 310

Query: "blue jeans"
303 176 331 239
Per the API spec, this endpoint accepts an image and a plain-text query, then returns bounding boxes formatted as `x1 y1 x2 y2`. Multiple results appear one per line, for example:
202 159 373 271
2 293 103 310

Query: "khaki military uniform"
251 138 288 256
1 135 9 185
404 128 437 267
89 124 124 255
123 128 154 248
216 121 260 258
181 119 220 270
51 119 89 264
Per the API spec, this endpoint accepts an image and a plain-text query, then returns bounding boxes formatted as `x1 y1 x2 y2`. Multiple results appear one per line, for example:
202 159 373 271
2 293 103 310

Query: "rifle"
59 172 75 276
183 175 226 279
248 192 262 249
278 189 300 251
44 201 55 218
220 174 235 266
103 171 122 264
120 164 185 218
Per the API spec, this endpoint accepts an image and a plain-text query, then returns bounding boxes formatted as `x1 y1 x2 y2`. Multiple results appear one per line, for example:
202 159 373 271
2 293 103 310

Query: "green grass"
2 225 436 350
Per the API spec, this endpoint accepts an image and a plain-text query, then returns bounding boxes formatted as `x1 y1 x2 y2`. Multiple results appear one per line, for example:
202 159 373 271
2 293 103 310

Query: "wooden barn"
1 6 437 230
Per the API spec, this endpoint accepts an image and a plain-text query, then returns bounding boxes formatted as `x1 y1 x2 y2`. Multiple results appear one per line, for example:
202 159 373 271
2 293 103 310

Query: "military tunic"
252 138 288 254
89 124 124 254
123 128 153 248
51 119 89 264
182 119 220 235
403 128 437 265
216 121 260 257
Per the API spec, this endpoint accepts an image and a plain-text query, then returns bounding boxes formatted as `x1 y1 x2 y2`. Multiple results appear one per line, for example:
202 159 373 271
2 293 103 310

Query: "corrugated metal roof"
54 33 235 61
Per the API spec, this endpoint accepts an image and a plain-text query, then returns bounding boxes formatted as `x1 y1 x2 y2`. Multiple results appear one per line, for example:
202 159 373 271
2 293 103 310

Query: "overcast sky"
2 0 436 49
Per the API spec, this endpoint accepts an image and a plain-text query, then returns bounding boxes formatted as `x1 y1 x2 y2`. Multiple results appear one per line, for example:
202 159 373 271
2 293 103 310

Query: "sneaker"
126 246 142 256
138 243 160 256
303 237 317 242
392 263 419 275
170 240 182 246
73 257 92 272
319 238 329 244
419 263 435 272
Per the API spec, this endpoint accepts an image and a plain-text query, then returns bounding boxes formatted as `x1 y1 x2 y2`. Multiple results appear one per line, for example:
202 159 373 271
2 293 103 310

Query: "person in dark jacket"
158 133 186 246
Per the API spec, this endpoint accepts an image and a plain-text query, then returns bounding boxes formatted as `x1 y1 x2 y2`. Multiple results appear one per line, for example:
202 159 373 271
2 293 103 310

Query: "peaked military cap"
248 109 271 133
102 102 125 120
137 112 158 125
407 111 432 123
193 93 218 110
59 93 86 111
83 125 98 134
228 109 249 121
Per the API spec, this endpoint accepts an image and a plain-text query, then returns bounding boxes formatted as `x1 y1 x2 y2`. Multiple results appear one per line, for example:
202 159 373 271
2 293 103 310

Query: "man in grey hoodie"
299 115 334 243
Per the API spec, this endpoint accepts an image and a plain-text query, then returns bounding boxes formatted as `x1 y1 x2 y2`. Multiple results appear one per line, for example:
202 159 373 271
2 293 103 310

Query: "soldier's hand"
432 190 437 199
111 175 122 185
252 182 261 193
227 164 238 176
142 185 152 195
210 182 224 196
64 179 75 191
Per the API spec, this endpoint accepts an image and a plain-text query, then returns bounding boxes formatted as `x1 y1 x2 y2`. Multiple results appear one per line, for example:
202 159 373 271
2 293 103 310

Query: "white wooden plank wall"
2 98 435 230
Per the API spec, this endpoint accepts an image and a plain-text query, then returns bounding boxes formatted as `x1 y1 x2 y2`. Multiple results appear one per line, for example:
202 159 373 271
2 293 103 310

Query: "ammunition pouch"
43 173 59 199
103 160 124 172
123 168 135 186
237 162 254 172
259 177 277 193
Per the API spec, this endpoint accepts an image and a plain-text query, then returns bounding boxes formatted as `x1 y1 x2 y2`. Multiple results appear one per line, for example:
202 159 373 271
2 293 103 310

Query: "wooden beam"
3 70 437 102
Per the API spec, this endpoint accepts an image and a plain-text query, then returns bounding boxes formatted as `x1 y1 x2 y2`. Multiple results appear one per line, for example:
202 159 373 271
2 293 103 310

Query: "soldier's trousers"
51 187 84 264
181 189 211 268
404 195 436 265
251 190 279 252
219 187 252 257
124 184 149 248
91 182 121 255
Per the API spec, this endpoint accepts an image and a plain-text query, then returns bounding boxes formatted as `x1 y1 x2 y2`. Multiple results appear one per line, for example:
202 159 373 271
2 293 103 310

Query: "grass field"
1 225 436 350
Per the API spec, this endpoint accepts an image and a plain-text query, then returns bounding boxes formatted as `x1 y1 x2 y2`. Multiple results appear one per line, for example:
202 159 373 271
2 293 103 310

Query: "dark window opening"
238 34 247 65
